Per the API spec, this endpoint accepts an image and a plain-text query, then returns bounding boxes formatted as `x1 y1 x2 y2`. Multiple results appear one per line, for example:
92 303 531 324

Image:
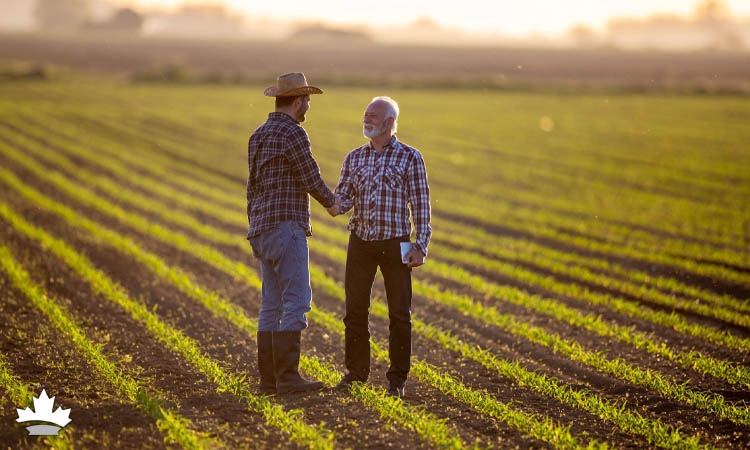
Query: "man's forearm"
309 177 336 208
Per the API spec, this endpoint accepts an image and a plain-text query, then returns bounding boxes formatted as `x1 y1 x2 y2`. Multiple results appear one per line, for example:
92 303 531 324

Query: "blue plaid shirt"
335 136 431 256
246 112 335 239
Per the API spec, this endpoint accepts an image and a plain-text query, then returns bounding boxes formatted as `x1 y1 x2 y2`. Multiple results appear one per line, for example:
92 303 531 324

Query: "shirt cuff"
320 190 336 209
339 197 353 213
415 240 428 258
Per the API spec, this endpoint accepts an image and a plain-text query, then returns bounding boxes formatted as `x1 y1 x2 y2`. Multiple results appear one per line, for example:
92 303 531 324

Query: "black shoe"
272 330 325 394
386 385 405 399
257 331 276 395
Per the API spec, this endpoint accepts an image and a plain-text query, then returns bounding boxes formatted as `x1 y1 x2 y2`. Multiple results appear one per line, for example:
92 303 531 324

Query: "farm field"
0 77 749 449
3 34 750 92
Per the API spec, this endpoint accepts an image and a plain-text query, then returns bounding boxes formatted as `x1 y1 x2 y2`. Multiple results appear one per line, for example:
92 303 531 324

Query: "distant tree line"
569 0 748 51
33 0 143 34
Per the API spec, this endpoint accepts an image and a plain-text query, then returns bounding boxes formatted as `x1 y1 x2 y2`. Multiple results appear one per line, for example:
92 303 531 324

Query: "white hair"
371 96 399 134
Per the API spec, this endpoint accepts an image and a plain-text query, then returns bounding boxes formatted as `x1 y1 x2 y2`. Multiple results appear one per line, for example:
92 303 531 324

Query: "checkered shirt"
335 136 432 256
246 112 335 239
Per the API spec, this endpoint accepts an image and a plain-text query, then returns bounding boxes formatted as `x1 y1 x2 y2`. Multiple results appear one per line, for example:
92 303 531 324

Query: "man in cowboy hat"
247 72 340 394
332 96 431 398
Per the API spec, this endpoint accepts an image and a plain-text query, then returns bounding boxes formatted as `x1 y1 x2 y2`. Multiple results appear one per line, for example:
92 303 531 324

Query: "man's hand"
405 247 425 268
326 197 341 217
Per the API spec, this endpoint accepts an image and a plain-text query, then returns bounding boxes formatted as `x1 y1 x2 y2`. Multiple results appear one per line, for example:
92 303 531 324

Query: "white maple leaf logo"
16 389 72 435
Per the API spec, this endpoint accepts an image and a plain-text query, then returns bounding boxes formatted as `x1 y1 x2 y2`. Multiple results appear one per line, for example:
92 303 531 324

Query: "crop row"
422 129 748 205
0 170 477 450
318 214 750 356
1 113 746 342
109 104 750 260
21 82 748 193
2 111 744 354
5 107 748 287
108 111 750 270
310 221 750 385
4 121 744 388
0 353 30 422
0 351 71 449
434 219 750 314
2 114 746 378
0 169 598 449
429 197 749 286
317 275 712 449
2 114 744 392
28 93 749 254
0 199 336 449
306 234 750 428
429 241 750 345
414 145 746 249
0 135 728 447
0 245 219 449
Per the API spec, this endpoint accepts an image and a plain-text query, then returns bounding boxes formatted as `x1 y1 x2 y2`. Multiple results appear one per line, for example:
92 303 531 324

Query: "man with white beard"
331 96 432 398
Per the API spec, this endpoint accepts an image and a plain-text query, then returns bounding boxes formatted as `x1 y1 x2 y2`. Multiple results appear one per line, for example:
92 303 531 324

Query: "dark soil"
2 118 750 449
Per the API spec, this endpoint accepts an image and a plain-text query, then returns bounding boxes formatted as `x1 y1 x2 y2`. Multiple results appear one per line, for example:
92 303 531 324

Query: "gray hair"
371 96 399 134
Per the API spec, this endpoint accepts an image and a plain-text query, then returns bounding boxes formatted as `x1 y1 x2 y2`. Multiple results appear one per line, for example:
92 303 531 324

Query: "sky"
121 0 750 35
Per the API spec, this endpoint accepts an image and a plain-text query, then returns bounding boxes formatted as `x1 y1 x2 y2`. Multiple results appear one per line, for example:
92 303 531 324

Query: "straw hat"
264 72 323 97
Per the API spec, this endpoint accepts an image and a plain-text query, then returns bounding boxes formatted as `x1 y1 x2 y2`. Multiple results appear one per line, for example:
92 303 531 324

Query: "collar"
268 111 299 124
366 135 398 152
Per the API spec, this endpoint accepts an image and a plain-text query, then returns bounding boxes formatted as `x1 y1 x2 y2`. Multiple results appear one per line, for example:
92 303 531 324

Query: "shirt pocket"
383 165 406 192
352 165 371 192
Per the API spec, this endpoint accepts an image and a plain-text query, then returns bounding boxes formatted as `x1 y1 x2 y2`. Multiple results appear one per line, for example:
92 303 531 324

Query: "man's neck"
275 108 297 122
370 134 392 152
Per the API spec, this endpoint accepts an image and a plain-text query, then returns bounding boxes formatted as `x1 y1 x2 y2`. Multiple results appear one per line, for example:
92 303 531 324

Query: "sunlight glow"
120 0 750 35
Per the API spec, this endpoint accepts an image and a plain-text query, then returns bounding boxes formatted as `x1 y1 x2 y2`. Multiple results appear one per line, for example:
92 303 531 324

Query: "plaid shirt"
246 112 335 239
335 136 432 256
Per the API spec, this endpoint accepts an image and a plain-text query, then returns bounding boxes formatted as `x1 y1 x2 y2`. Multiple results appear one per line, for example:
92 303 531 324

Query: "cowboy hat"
264 72 323 97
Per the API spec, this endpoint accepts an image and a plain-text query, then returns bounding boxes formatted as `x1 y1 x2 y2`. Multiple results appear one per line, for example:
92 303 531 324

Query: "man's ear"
293 96 303 109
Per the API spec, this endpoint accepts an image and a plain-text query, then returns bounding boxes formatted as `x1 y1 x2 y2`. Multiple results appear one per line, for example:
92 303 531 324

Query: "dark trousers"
343 232 412 387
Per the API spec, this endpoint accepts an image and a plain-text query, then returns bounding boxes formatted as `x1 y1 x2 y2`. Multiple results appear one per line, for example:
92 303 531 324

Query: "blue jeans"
249 221 312 332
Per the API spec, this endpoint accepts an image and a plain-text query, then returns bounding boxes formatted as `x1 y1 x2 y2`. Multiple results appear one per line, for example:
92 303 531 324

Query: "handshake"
326 196 342 217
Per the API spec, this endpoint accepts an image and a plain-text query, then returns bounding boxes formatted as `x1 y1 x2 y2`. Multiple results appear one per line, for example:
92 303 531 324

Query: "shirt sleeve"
407 151 431 256
246 137 257 226
334 152 355 213
286 127 335 208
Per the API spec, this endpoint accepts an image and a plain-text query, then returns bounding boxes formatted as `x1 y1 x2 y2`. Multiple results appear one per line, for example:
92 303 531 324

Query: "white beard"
363 121 390 139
